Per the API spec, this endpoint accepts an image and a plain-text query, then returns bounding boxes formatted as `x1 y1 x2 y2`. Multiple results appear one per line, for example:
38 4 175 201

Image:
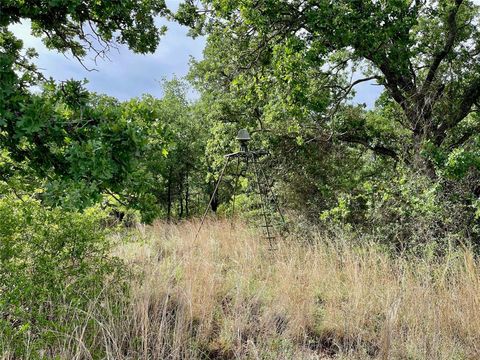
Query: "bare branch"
342 76 381 98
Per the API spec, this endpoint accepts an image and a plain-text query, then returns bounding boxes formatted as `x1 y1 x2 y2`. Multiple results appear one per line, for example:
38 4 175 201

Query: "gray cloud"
9 0 480 107
9 5 205 100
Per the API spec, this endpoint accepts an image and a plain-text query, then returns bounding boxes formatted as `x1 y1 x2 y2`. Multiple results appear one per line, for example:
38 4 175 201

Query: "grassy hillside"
8 220 479 359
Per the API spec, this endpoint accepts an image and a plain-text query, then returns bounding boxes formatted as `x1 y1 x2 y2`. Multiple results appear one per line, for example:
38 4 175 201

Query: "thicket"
181 0 480 249
0 197 126 357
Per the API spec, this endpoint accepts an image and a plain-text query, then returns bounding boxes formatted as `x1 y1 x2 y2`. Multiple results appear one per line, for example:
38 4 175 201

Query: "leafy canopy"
180 0 480 177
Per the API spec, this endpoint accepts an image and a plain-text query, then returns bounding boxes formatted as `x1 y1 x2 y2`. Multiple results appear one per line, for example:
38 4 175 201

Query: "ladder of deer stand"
249 154 286 247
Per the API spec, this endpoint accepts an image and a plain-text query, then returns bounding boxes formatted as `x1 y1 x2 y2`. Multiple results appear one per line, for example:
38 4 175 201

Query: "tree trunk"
210 180 219 213
185 170 190 217
167 167 172 221
412 127 437 180
179 179 184 218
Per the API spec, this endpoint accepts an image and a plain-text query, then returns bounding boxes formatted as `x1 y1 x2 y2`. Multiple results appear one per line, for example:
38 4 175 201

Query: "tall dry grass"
12 220 480 359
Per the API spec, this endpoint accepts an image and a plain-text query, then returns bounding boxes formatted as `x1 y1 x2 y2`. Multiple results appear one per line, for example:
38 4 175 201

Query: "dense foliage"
0 197 124 356
0 2 205 356
179 0 480 247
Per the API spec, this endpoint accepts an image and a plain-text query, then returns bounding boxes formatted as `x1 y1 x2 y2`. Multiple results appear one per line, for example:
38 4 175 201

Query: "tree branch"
342 76 381 98
422 0 463 89
337 134 399 160
434 75 480 145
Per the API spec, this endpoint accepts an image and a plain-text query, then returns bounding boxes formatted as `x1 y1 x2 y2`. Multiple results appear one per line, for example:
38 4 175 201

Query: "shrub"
0 196 124 357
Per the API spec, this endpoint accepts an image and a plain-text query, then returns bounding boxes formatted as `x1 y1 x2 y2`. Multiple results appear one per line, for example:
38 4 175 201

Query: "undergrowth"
4 219 478 359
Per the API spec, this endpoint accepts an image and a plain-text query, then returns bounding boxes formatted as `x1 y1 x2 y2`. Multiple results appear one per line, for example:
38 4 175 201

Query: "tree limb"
422 0 463 90
337 134 399 160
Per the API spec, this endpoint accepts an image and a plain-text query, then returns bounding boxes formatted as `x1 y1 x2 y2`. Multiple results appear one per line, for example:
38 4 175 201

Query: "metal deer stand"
195 129 287 248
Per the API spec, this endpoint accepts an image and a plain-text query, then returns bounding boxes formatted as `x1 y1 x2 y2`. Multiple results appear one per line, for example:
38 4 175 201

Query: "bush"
0 197 125 357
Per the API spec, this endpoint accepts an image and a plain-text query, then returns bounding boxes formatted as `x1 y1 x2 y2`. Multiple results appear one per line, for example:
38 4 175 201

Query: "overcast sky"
9 0 381 106
9 1 205 100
